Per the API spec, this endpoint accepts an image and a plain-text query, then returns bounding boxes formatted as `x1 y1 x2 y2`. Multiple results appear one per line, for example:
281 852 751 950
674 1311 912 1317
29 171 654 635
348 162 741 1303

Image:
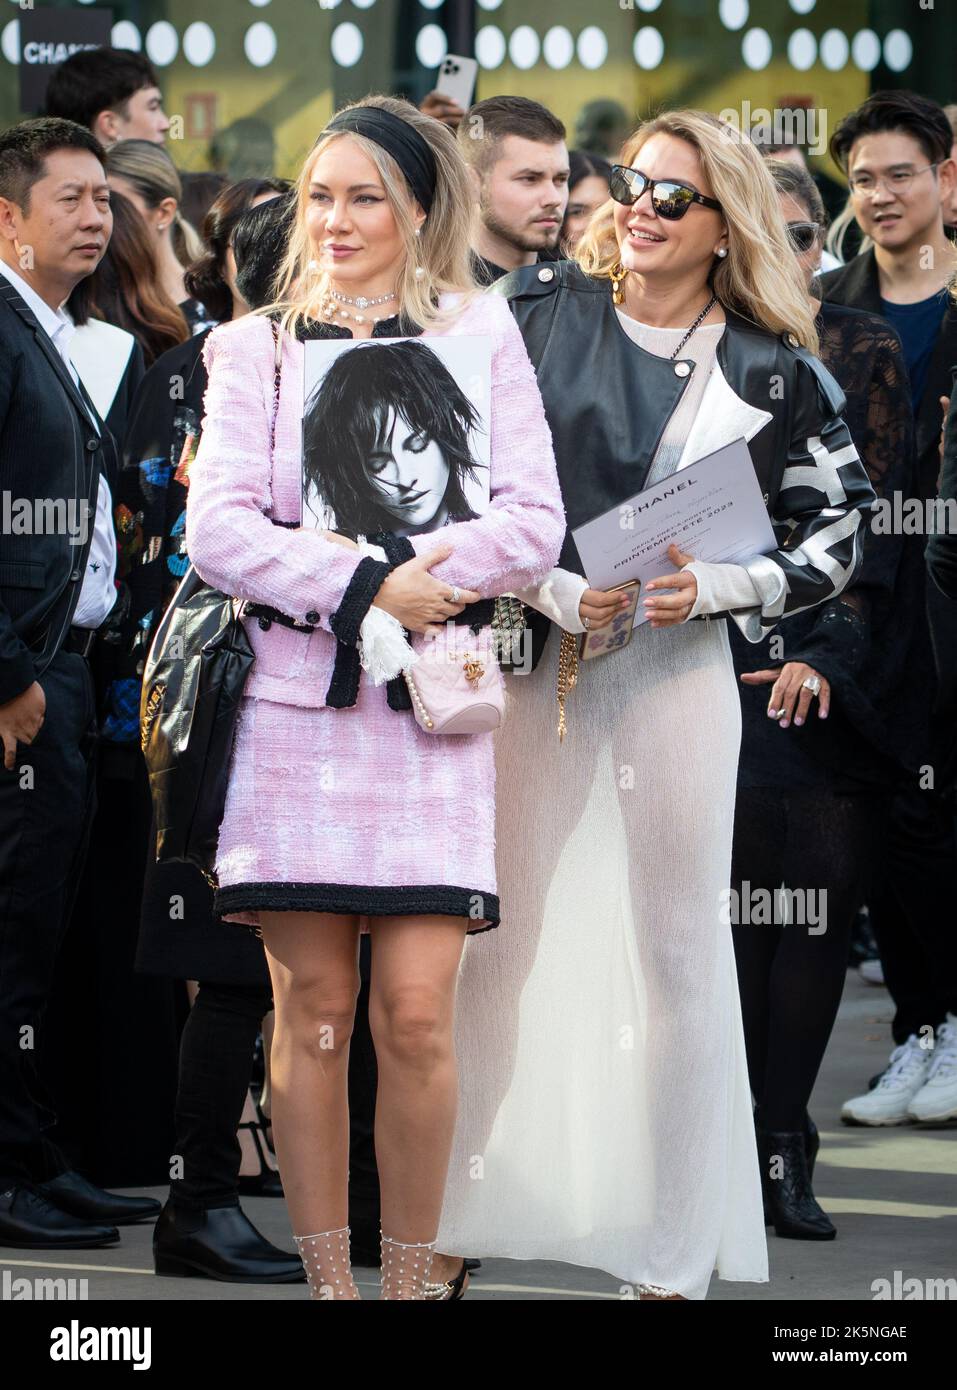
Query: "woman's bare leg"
367 914 468 1299
259 910 361 1299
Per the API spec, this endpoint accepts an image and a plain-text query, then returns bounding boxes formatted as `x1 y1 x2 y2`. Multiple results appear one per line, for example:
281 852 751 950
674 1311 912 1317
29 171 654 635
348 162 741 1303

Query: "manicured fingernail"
779 719 789 728
794 717 803 726
819 709 828 719
767 708 777 718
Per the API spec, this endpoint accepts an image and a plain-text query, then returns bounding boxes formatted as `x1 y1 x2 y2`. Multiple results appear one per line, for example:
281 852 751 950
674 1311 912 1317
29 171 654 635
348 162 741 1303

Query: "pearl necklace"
321 285 397 325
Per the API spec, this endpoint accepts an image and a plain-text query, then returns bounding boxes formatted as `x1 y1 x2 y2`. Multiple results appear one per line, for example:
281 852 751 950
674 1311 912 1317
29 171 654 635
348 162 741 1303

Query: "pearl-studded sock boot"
293 1226 361 1300
379 1231 438 1300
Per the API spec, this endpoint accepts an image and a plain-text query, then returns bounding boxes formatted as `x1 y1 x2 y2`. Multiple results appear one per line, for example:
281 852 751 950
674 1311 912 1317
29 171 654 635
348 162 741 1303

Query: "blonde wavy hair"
104 139 204 268
264 95 478 338
576 109 820 354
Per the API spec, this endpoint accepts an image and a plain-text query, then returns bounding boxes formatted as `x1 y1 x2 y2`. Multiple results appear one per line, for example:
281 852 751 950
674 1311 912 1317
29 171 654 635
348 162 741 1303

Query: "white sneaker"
841 1035 932 1125
907 1015 957 1122
858 958 885 986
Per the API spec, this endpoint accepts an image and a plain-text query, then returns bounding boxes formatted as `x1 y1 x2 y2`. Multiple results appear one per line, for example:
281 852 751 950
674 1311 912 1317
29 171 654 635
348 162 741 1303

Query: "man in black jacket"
820 92 957 1121
0 118 159 1245
457 96 569 285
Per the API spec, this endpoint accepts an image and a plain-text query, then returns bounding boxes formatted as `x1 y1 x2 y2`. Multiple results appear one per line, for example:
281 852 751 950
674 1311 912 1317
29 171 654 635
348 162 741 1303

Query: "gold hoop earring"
610 261 628 305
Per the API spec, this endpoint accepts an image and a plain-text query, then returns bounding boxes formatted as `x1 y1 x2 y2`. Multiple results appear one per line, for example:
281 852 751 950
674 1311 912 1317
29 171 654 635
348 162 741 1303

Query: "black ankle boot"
153 1199 305 1282
756 1109 821 1223
755 1125 835 1240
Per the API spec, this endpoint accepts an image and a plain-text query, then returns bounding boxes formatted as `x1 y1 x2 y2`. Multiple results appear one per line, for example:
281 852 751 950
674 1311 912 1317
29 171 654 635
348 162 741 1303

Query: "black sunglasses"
609 165 723 220
785 221 821 253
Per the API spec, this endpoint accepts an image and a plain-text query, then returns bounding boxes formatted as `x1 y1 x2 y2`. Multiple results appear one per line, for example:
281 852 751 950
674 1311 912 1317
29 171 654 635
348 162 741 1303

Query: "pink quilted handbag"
404 625 505 735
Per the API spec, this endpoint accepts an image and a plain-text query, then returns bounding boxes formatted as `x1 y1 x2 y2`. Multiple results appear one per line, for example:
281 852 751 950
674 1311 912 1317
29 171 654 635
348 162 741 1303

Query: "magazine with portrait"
301 336 491 540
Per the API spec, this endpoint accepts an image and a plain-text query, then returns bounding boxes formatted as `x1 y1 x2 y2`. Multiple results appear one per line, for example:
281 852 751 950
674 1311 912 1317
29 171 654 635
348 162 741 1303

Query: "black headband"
321 106 437 215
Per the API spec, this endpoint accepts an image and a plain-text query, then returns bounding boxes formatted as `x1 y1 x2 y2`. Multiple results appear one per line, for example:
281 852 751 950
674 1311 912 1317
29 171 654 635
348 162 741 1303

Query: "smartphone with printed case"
579 580 640 660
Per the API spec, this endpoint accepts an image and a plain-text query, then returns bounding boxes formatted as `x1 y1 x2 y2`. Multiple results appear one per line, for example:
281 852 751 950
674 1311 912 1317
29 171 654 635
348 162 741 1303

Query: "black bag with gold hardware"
140 567 254 884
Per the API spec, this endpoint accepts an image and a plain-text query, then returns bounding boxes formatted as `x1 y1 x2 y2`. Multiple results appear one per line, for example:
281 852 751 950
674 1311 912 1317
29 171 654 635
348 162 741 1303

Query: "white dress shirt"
0 259 117 629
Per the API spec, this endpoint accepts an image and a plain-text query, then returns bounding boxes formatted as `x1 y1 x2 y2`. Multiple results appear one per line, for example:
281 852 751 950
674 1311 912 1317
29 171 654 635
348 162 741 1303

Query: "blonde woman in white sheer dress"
428 112 876 1302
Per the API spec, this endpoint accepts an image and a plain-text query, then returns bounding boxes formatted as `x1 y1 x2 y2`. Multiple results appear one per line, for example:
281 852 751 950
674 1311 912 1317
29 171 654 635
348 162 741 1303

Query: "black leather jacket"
490 260 876 656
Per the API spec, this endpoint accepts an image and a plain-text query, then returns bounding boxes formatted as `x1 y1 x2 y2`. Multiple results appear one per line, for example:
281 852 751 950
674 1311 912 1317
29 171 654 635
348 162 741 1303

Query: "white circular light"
543 26 574 70
636 0 662 10
577 26 608 70
315 0 342 8
353 0 377 8
111 21 141 52
415 23 446 67
183 22 215 67
634 27 664 70
819 28 849 71
719 0 748 32
476 0 503 9
330 21 362 66
145 21 178 67
851 29 880 72
884 29 913 73
509 24 540 71
1 19 19 65
245 20 277 66
787 28 816 71
741 27 772 71
475 25 506 69
788 0 816 13
249 0 273 7
417 0 443 9
77 0 96 5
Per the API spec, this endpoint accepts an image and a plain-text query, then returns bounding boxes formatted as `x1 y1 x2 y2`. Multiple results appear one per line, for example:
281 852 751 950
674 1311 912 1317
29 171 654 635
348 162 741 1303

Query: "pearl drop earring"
414 223 427 281
716 247 728 258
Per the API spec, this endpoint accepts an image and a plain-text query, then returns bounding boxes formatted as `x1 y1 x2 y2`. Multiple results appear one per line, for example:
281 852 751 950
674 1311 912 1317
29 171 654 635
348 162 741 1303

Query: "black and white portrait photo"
301 336 491 538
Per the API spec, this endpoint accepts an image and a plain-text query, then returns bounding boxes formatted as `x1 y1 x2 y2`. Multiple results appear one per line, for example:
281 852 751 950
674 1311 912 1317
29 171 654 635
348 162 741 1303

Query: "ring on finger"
801 674 821 696
446 585 461 605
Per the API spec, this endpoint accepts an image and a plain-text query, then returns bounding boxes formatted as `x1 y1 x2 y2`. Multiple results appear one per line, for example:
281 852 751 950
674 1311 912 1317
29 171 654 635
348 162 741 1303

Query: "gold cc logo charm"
462 656 485 685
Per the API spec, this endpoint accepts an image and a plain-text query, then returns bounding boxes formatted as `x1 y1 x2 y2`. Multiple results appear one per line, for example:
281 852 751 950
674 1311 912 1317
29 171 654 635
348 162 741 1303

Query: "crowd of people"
0 45 955 1301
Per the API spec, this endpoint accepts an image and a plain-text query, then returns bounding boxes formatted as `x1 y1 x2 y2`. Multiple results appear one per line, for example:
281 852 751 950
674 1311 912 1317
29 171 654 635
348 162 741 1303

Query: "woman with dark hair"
728 159 926 1239
66 188 188 368
96 186 302 1285
561 149 611 254
186 176 289 324
303 339 484 536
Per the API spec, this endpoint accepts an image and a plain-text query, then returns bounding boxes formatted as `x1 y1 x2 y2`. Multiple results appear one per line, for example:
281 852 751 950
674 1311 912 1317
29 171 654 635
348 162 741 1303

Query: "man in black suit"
0 118 160 1245
820 92 957 1121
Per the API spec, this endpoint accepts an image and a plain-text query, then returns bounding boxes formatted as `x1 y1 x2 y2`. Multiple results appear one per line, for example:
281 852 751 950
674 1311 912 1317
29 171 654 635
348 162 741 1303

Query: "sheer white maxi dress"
437 318 770 1300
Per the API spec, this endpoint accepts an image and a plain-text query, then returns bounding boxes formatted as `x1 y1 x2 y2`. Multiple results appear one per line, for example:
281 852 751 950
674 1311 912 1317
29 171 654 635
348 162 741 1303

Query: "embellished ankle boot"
755 1125 836 1240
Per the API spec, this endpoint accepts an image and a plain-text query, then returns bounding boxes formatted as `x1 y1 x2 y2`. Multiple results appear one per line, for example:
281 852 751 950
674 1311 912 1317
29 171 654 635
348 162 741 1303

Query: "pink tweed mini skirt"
212 680 500 937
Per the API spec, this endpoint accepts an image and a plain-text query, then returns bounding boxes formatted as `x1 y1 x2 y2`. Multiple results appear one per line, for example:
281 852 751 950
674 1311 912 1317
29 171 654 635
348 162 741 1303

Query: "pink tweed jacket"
185 293 566 708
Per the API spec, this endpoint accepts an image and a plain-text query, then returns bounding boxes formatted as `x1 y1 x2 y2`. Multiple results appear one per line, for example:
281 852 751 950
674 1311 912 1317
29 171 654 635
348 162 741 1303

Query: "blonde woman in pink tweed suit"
184 96 565 1300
